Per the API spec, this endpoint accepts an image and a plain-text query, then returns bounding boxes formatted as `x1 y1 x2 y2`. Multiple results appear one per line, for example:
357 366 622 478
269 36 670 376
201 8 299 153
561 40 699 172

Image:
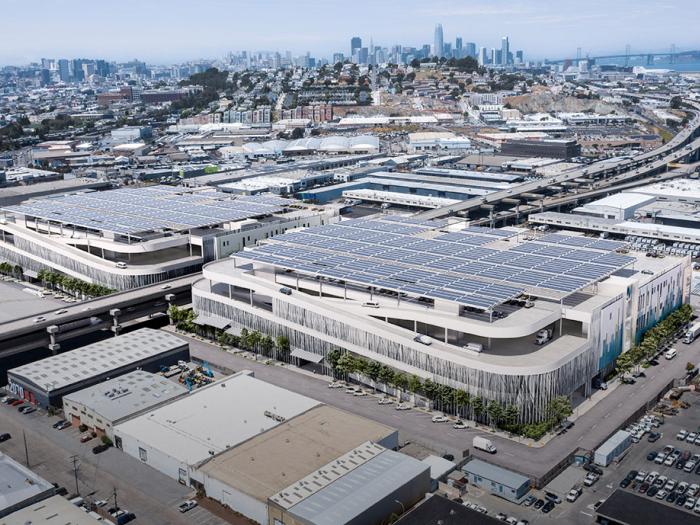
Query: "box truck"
683 322 700 344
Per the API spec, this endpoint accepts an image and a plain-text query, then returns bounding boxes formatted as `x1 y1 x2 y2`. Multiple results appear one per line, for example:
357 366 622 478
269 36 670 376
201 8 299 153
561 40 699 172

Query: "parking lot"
0 395 226 525
444 391 700 524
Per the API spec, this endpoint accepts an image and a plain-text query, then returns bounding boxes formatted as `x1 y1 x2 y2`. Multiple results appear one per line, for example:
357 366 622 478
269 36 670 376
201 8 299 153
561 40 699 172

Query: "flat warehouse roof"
62 370 188 422
114 372 321 466
0 453 54 513
1 495 103 525
8 328 186 393
596 489 700 525
197 405 396 501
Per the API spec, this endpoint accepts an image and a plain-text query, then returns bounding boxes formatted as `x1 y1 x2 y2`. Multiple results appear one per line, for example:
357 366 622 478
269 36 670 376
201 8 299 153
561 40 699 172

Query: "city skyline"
1 0 699 65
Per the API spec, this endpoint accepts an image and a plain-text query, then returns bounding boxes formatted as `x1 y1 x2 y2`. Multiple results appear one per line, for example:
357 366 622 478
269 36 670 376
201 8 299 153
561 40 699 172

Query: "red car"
9 399 24 406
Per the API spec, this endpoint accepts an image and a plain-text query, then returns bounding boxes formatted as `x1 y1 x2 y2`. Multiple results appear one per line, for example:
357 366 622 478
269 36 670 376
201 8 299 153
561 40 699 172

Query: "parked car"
677 430 689 441
0 433 11 442
566 487 582 502
19 406 36 414
178 500 197 513
52 420 68 429
55 421 71 430
593 499 605 510
648 432 661 442
544 492 561 504
647 485 659 498
541 501 555 513
92 443 110 454
522 496 536 507
533 499 545 510
79 433 95 443
647 452 657 461
431 414 449 423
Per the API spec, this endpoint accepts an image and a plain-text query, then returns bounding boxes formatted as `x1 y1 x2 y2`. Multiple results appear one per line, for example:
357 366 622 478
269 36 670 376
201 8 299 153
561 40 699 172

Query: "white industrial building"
192 217 691 424
407 132 472 153
1 496 104 525
62 370 188 440
113 371 321 484
573 192 657 220
0 454 56 518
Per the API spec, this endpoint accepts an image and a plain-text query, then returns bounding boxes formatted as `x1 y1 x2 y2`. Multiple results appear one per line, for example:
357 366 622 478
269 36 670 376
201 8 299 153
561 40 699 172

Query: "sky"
1 0 699 65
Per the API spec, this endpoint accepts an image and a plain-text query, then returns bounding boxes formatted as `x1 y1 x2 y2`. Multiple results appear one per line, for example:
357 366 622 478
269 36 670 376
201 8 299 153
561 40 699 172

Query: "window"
138 447 148 462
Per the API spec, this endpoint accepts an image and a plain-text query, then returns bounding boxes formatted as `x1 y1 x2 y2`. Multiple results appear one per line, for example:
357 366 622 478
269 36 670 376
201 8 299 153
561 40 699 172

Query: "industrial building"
407 132 472 153
61 370 188 439
6 328 189 408
113 371 322 483
113 371 409 524
595 489 700 525
193 217 690 423
0 454 56 518
462 458 531 503
573 193 657 220
0 185 337 289
1 495 104 525
195 408 400 524
267 443 430 525
394 494 503 525
501 139 581 159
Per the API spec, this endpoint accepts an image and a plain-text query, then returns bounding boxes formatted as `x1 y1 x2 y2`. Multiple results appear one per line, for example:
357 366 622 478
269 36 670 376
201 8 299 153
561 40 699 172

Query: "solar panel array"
235 219 636 309
2 186 289 236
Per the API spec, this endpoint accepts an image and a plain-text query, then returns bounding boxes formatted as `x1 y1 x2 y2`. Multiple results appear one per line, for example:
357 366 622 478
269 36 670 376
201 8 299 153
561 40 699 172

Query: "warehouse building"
61 370 188 439
463 458 531 503
501 139 581 159
113 371 322 484
0 454 56 518
267 442 430 525
573 193 657 220
194 406 400 524
1 495 104 525
6 329 189 408
395 494 503 525
595 489 699 525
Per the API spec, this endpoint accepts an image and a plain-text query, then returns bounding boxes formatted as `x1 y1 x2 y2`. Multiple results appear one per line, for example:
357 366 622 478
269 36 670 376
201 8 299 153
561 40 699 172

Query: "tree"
670 96 682 110
326 349 342 376
503 404 519 426
378 365 395 388
408 375 422 397
548 396 573 425
487 401 504 428
472 396 484 420
365 361 382 383
275 335 290 358
291 127 304 140
455 391 471 418
260 335 274 357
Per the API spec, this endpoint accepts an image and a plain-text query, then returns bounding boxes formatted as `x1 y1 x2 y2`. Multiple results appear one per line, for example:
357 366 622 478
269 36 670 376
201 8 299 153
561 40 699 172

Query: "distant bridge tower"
670 43 676 64
576 47 582 63
646 54 653 65
625 44 631 66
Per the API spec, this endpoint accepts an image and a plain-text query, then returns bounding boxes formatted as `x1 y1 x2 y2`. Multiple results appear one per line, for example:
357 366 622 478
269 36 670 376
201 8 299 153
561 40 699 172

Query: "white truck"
534 328 553 345
683 322 700 344
473 436 497 454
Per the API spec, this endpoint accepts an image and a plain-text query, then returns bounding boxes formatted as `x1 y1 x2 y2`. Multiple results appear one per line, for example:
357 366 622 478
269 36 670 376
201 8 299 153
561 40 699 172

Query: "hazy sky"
1 0 699 65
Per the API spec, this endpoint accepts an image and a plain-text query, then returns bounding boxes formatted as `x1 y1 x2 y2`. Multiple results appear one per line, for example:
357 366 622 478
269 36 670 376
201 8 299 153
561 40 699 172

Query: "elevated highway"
0 274 198 359
417 100 700 221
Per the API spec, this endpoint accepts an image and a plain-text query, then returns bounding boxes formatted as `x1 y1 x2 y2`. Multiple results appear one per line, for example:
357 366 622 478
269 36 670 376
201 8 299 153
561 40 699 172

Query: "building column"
109 308 121 337
47 325 60 355
165 294 175 324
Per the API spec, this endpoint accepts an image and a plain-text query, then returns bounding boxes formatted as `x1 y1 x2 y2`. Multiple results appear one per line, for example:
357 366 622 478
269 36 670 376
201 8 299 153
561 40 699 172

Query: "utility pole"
112 487 119 512
23 431 29 467
70 455 80 496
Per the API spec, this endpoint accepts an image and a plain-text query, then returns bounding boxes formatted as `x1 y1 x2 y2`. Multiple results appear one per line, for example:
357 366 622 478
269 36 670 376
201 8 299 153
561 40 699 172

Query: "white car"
344 387 358 394
453 420 468 429
677 430 689 441
377 397 393 405
686 497 696 510
395 403 411 411
566 488 582 502
54 309 68 315
656 489 668 500
694 500 700 514
431 414 449 423
327 381 344 389
352 390 367 397
33 316 46 323
687 432 698 443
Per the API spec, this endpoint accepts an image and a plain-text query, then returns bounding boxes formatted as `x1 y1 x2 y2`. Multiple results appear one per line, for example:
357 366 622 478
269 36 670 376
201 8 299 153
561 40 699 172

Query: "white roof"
9 329 186 392
0 453 54 513
634 178 700 201
2 495 103 525
114 371 320 466
62 370 187 423
580 192 656 210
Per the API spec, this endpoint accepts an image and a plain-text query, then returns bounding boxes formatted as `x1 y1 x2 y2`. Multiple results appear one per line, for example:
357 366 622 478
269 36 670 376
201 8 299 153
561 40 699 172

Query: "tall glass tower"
434 24 444 58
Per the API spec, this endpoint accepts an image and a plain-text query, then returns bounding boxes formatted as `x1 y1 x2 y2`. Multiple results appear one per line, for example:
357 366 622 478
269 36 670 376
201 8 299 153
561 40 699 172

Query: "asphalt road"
0 402 224 525
180 330 700 482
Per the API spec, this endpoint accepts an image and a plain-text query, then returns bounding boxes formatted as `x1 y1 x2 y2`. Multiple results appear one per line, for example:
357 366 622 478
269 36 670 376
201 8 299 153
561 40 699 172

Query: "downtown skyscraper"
434 24 444 58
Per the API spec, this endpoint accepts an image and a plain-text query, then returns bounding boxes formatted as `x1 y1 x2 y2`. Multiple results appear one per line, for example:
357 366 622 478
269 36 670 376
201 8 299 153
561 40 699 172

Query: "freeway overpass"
417 100 700 221
0 274 199 359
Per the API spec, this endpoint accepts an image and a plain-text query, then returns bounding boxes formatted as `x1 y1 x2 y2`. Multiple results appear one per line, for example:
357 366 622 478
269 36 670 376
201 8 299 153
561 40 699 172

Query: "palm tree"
455 391 471 419
504 404 519 427
487 401 504 428
472 396 484 422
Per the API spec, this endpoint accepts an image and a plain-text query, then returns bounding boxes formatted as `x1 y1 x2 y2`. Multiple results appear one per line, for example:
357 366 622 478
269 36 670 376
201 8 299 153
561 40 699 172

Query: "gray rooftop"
463 458 530 488
278 444 429 525
62 370 187 423
8 328 187 393
0 453 54 513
